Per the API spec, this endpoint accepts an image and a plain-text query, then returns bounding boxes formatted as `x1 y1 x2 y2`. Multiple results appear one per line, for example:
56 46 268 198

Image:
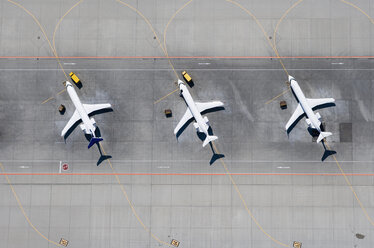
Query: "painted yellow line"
211 143 291 248
340 0 374 25
53 0 84 56
226 0 290 77
163 0 194 80
8 0 68 81
154 88 179 104
325 143 374 227
99 144 173 247
116 0 186 104
56 88 67 96
41 97 54 105
0 163 62 247
272 0 305 73
272 0 374 228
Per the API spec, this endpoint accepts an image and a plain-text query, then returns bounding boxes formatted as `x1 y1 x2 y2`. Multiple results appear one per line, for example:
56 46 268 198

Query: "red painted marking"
62 164 69 171
0 173 374 176
0 56 373 59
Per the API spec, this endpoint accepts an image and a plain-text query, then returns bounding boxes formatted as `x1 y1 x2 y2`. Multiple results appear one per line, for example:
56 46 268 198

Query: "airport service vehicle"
69 72 81 85
286 75 335 143
182 71 192 83
61 81 112 148
174 79 224 147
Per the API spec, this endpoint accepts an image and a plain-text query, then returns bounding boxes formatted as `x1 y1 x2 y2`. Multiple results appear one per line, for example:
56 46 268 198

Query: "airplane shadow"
286 103 336 135
63 108 113 140
75 81 83 89
196 127 225 166
175 106 225 139
96 144 112 166
83 128 112 165
321 140 337 162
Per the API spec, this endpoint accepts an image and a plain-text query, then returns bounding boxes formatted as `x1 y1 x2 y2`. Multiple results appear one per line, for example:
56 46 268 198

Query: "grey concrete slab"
1 0 374 247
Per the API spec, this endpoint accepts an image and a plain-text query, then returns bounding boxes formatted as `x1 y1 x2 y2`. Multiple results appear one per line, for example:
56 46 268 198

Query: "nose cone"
177 79 184 86
64 81 72 87
288 75 295 82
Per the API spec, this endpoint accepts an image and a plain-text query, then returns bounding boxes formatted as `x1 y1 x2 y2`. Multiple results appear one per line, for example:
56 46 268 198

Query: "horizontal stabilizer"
317 132 332 143
202 135 218 147
88 137 103 149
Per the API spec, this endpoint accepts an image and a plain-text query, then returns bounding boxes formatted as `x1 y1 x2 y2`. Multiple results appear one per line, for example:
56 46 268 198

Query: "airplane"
174 79 224 147
61 81 112 148
286 75 335 143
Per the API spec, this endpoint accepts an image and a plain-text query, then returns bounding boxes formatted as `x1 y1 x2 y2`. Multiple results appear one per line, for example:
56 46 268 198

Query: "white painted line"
0 68 373 71
2 159 374 163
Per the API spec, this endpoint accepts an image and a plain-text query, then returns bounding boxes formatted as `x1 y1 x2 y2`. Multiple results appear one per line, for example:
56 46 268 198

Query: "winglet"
202 135 218 147
88 137 103 149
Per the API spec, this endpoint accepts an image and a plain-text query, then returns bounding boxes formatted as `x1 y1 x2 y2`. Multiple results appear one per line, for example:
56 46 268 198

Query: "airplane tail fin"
203 135 218 147
88 137 103 149
317 132 332 143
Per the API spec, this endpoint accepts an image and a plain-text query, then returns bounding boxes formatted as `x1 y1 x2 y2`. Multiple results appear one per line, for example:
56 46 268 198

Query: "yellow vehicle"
69 72 81 85
182 71 192 83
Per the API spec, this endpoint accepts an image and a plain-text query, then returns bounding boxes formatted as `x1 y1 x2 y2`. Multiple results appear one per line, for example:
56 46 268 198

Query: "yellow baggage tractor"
69 72 81 85
182 71 192 83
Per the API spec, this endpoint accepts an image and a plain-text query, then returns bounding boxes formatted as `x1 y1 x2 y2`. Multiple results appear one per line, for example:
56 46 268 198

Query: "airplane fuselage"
179 83 209 135
66 82 96 136
290 79 321 132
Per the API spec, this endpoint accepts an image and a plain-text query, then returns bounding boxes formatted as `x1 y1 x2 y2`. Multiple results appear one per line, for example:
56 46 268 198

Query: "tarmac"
0 0 374 248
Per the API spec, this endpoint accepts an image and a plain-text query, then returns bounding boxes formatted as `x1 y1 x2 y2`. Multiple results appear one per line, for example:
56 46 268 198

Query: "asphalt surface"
1 0 374 248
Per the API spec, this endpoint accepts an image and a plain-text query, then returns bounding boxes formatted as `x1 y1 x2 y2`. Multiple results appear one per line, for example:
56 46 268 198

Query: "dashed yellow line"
99 144 173 247
340 0 374 24
0 163 62 247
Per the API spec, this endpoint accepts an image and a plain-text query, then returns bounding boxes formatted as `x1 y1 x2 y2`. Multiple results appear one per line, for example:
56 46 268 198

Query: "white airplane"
174 79 224 147
61 81 112 148
286 75 335 143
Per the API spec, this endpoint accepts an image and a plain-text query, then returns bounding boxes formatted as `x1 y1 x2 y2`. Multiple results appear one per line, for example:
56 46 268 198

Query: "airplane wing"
195 101 224 113
83 103 112 115
61 110 81 137
285 103 305 131
174 108 194 134
306 98 335 109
